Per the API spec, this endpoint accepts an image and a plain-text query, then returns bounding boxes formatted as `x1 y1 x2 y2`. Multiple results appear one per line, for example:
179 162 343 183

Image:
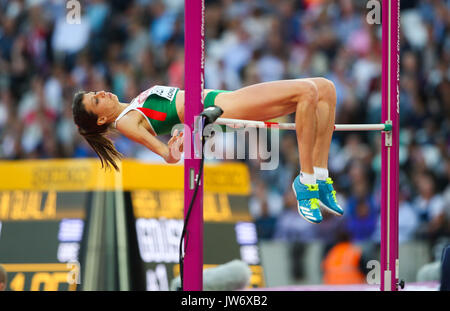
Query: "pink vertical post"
183 0 205 291
381 0 400 291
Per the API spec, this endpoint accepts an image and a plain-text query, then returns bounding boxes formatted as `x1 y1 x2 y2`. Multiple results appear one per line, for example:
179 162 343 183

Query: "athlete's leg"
214 79 318 175
213 80 324 224
308 78 343 216
307 78 336 169
177 80 333 223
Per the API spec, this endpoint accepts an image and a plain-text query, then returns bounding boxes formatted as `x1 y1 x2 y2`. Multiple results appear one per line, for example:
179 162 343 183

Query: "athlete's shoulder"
115 110 144 136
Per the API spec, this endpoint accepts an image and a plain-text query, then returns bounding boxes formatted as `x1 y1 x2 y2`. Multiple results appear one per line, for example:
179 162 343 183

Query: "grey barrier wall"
258 240 438 287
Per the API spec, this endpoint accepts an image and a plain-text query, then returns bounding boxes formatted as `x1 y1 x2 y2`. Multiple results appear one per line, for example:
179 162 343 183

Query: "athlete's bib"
136 85 178 104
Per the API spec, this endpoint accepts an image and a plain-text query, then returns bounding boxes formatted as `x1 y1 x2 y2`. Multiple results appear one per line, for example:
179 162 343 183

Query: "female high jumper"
72 79 343 224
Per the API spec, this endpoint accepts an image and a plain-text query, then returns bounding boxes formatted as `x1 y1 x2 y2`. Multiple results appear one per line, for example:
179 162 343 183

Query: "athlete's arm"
117 118 181 163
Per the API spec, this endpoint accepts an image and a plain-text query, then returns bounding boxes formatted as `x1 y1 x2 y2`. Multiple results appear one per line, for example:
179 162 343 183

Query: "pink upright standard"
183 0 205 291
381 0 400 291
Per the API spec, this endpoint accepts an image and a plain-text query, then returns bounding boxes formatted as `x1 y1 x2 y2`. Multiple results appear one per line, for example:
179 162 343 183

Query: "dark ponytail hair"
72 91 123 171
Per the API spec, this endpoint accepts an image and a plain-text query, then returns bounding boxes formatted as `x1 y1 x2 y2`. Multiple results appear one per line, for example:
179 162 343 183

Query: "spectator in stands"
372 188 420 244
412 171 447 242
249 179 281 240
321 227 366 285
345 161 377 242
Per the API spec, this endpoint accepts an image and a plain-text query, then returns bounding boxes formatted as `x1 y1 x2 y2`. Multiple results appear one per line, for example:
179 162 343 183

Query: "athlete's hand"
167 129 184 163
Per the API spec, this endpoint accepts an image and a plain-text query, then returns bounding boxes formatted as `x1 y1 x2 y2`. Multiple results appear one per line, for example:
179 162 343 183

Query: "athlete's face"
83 91 119 125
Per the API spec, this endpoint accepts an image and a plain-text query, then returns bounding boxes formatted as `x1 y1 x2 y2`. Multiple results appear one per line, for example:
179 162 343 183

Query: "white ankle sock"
314 167 329 181
300 172 316 185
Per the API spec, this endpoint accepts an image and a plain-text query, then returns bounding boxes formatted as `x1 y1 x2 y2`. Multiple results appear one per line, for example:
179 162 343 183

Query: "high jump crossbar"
184 0 400 291
215 118 392 132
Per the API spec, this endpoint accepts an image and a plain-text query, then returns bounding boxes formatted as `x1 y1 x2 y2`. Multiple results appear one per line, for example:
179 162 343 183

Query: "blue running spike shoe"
317 178 344 216
292 176 322 224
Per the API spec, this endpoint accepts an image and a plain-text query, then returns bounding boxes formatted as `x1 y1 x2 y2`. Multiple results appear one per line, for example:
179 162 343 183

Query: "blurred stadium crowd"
0 0 448 262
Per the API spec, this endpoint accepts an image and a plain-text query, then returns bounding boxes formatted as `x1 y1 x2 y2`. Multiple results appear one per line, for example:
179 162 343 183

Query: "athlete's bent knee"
314 78 337 105
295 80 319 106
